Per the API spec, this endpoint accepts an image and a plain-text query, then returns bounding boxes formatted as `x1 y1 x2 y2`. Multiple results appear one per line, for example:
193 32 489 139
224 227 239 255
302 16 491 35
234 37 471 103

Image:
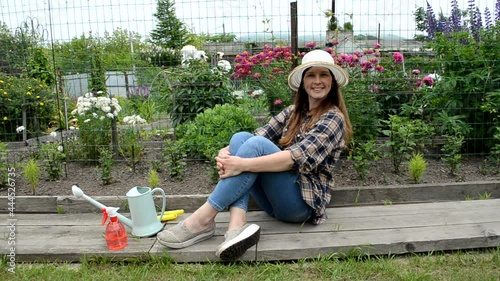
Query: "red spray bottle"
101 207 128 250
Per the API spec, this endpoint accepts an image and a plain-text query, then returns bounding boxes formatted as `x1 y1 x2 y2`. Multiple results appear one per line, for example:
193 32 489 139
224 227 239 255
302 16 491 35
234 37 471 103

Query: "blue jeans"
207 132 313 223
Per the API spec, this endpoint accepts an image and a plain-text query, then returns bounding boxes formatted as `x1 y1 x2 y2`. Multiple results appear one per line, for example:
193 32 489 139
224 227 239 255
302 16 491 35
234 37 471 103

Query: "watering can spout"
71 185 133 229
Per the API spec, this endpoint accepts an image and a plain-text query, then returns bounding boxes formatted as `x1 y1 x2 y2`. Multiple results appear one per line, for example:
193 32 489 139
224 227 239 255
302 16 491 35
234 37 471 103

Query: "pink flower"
273 99 283 106
416 80 423 87
412 69 421 75
253 73 262 79
331 41 339 46
393 52 404 63
373 42 382 49
422 76 434 86
305 41 317 49
369 57 379 64
375 65 385 73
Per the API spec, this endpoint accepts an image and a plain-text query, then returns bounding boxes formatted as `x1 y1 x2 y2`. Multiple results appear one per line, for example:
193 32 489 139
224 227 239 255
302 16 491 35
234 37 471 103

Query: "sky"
0 0 496 42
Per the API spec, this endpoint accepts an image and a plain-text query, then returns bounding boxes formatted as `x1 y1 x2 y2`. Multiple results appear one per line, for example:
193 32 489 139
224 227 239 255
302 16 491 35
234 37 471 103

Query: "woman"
157 49 352 261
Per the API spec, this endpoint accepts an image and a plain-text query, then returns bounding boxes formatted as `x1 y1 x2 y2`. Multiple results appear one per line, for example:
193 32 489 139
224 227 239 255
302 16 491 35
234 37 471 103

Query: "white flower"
84 119 91 123
99 116 105 120
102 106 111 113
50 132 57 138
69 126 75 130
57 145 63 152
92 113 98 118
106 113 115 119
123 115 147 125
16 126 25 133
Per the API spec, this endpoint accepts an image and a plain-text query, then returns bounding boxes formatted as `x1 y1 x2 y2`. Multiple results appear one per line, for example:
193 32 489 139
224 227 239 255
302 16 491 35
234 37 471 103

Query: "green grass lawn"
2 248 499 281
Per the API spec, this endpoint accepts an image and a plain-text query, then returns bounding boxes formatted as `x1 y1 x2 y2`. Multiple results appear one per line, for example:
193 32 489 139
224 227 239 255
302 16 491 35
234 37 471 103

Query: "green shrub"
176 104 259 160
0 73 56 141
348 139 380 181
0 142 9 187
381 115 434 174
408 152 426 183
98 146 114 185
167 60 236 127
176 104 259 182
441 134 464 175
23 158 41 195
163 139 187 181
148 168 160 188
40 142 65 181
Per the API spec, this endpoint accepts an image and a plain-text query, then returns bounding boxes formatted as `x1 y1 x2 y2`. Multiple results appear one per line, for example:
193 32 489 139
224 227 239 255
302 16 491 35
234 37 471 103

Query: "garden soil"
2 145 498 197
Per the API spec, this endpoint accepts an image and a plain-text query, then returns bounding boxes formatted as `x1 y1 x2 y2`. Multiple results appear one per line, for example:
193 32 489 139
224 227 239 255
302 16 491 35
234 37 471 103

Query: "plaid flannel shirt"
254 105 345 224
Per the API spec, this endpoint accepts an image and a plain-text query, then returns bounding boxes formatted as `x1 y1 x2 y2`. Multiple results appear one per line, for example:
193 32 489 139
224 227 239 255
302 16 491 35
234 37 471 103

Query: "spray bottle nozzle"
101 207 120 225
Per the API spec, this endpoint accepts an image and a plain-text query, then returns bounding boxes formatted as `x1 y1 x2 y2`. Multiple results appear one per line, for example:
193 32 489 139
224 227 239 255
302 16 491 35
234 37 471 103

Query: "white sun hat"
288 50 349 91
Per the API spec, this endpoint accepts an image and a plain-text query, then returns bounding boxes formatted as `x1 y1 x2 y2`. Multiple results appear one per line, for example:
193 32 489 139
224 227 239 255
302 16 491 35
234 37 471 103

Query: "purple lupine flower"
426 1 438 39
438 14 450 34
484 8 492 29
472 7 482 41
450 0 462 32
496 0 500 22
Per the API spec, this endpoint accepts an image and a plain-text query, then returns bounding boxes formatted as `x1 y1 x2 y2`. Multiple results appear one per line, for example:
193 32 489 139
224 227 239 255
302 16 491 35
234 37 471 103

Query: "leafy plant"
348 140 380 181
163 139 187 181
176 104 259 161
408 152 427 183
0 73 56 141
381 115 434 174
148 168 160 188
167 60 236 127
98 146 114 185
40 142 65 180
231 45 294 115
478 192 491 200
0 142 8 187
70 92 121 162
441 134 465 175
23 158 41 195
119 128 143 164
176 103 259 182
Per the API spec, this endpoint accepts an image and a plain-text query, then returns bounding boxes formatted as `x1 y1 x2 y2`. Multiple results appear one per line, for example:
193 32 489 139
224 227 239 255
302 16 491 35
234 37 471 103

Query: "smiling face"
302 66 333 109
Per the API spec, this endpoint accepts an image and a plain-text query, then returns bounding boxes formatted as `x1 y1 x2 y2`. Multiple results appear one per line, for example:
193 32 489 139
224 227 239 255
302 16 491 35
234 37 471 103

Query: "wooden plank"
329 181 500 207
1 199 498 263
253 222 500 261
2 181 498 214
150 221 500 263
0 225 156 263
0 196 57 213
3 199 498 233
57 195 208 214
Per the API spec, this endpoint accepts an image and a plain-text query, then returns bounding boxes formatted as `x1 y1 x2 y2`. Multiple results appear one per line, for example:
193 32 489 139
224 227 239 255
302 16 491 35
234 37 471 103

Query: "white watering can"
72 185 166 237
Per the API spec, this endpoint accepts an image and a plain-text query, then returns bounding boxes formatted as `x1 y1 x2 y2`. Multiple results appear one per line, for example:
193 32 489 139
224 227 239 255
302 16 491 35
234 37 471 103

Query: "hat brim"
287 61 349 91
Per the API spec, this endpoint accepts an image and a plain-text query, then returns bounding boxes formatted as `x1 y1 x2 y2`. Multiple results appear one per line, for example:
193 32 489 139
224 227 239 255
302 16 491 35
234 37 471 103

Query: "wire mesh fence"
0 0 498 189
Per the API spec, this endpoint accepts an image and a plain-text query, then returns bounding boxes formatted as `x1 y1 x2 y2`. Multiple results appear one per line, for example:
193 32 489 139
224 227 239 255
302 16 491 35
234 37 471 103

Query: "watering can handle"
151 188 166 222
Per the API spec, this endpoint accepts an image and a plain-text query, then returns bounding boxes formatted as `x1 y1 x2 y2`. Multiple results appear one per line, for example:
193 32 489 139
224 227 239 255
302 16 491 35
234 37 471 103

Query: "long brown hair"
279 69 352 147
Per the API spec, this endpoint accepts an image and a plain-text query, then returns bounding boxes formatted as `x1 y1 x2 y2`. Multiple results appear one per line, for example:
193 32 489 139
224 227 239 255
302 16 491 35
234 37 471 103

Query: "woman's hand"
218 146 231 158
215 155 244 179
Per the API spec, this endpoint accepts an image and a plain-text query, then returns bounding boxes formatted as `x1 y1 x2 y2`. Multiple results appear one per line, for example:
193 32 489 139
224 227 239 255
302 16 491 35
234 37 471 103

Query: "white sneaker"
215 223 260 260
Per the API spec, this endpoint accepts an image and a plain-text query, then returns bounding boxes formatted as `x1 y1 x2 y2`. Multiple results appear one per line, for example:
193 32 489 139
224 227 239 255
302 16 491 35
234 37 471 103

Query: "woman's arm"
216 150 293 179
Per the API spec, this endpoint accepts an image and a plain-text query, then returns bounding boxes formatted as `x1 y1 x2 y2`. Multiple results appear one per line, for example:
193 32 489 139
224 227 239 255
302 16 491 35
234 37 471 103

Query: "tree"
149 0 189 66
150 0 187 49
